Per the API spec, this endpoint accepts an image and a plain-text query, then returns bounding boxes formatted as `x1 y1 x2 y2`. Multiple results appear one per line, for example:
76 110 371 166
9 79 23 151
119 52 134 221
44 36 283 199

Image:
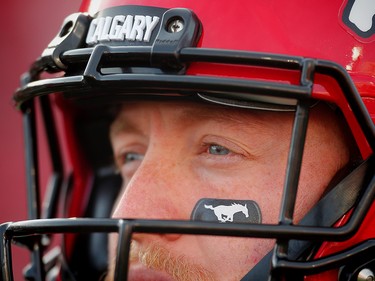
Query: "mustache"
105 241 215 281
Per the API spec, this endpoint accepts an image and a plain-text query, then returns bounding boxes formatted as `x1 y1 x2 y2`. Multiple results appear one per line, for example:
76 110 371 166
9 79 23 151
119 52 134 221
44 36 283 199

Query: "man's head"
105 100 353 281
6 0 375 280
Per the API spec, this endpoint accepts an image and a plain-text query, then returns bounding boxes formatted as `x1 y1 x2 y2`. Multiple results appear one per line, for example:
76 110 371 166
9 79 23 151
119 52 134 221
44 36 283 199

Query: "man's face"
108 100 350 281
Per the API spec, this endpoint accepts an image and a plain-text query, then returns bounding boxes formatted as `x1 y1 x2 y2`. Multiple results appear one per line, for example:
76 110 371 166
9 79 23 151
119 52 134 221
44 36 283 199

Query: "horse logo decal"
204 203 249 223
191 198 262 224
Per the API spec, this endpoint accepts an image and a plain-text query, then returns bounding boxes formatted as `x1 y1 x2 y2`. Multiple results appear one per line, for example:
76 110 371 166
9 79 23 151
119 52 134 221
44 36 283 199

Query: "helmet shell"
75 0 375 155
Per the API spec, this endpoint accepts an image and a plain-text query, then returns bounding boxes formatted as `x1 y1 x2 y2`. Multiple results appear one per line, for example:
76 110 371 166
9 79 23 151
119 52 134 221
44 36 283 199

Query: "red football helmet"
2 0 375 280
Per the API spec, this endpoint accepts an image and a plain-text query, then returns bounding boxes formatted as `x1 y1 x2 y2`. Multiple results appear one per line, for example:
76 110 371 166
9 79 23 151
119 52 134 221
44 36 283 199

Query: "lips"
127 263 175 281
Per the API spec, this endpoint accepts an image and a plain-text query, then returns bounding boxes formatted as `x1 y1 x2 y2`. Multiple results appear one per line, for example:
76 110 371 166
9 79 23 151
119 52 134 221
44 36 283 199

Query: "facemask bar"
4 9 375 281
21 99 45 281
14 44 375 151
14 92 65 280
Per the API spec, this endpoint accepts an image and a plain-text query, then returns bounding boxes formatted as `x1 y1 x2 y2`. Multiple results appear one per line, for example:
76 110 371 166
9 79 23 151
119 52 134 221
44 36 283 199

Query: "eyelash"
206 143 231 155
124 152 143 162
202 139 250 161
116 152 144 169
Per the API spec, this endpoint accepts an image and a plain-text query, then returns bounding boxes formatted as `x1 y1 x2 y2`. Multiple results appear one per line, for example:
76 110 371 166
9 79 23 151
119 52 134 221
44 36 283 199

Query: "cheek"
250 168 285 224
193 162 286 224
293 121 351 222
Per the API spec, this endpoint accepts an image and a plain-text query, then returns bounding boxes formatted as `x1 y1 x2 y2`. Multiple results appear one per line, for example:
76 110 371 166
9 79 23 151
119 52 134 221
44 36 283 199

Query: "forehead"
110 100 295 135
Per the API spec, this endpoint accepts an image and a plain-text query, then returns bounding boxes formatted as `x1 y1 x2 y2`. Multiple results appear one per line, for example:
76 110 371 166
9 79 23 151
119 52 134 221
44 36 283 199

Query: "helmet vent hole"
59 21 73 37
166 17 184 33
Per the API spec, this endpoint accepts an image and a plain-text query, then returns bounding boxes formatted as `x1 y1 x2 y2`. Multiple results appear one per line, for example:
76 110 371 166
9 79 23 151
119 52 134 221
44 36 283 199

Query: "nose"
111 153 186 244
112 153 185 221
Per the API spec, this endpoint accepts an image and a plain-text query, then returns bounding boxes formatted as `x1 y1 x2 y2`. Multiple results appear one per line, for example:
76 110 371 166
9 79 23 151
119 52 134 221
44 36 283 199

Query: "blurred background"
0 2 80 279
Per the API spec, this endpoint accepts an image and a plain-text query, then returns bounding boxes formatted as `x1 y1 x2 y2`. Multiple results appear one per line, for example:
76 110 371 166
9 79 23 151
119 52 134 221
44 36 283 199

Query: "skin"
107 100 351 281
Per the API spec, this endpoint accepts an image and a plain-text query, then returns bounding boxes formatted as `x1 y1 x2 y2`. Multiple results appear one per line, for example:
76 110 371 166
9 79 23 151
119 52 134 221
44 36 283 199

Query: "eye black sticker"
191 198 262 224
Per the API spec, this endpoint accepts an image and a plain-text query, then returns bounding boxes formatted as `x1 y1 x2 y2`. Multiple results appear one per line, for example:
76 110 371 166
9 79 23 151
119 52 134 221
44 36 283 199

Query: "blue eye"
208 144 230 155
123 152 144 164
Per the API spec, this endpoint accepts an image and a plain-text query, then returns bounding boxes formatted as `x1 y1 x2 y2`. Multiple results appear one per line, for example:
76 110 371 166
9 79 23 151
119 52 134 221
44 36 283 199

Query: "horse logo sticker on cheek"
204 203 249 222
191 198 262 224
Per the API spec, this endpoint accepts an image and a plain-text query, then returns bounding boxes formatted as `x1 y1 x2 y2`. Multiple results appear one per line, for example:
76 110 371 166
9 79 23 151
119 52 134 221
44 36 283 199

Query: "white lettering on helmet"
86 15 160 45
108 15 125 40
144 16 160 42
